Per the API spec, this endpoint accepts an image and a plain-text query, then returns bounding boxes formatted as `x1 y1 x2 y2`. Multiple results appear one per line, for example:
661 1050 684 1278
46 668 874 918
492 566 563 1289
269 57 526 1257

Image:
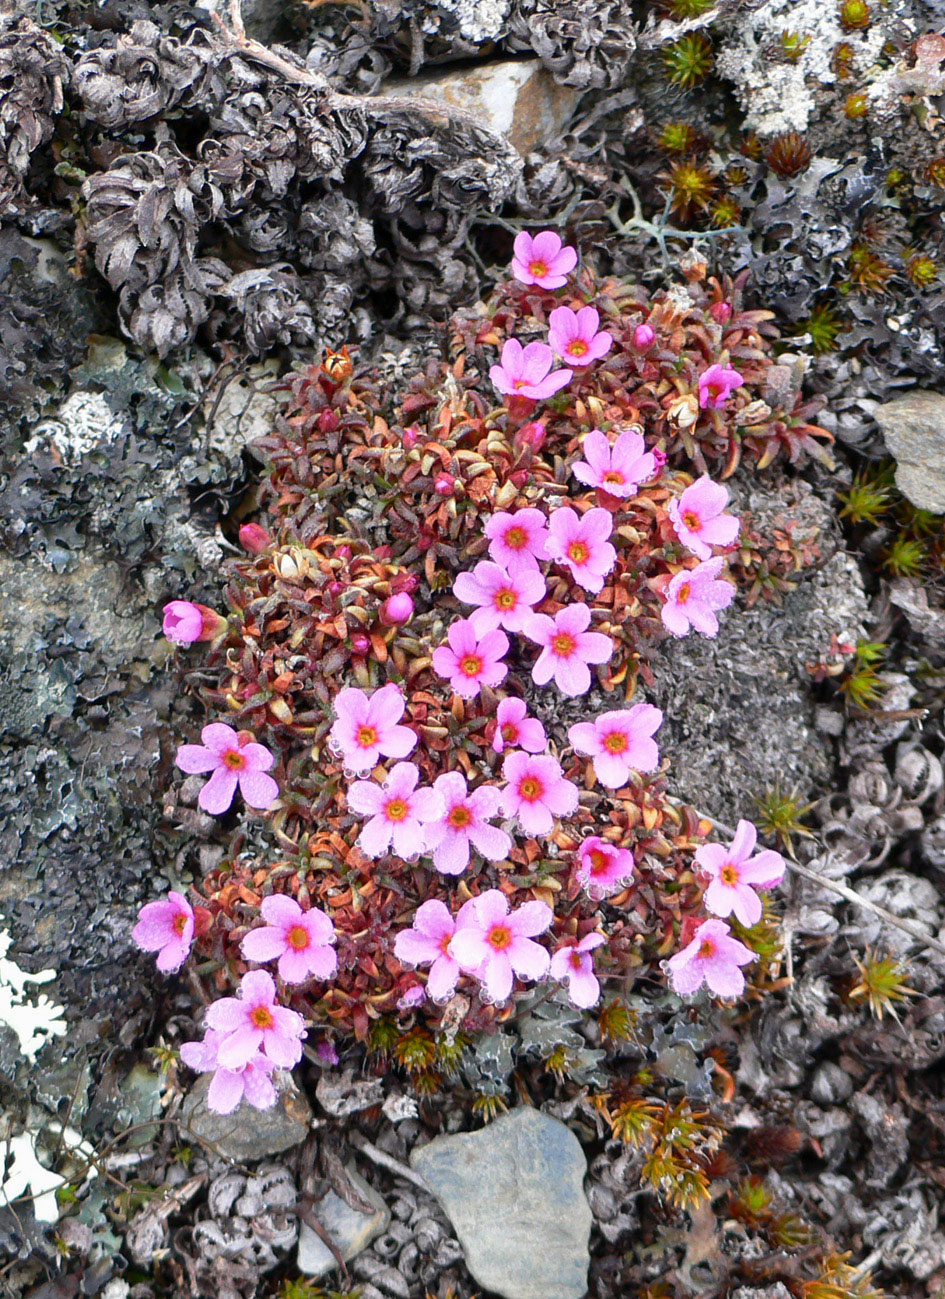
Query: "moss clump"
663 34 714 87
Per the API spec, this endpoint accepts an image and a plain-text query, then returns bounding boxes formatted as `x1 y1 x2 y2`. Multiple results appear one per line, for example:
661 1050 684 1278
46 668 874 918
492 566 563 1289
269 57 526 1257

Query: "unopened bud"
380 592 414 627
238 522 272 554
162 600 226 645
633 323 655 351
711 301 733 324
350 633 371 655
434 472 456 496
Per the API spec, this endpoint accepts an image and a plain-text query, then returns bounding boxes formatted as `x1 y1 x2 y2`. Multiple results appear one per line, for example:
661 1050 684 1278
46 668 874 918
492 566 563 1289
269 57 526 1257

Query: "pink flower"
448 889 552 1004
162 601 225 645
379 592 414 626
511 230 578 289
398 984 426 1011
180 1030 277 1115
490 339 573 401
632 322 655 351
132 891 194 973
347 761 443 859
571 429 658 498
665 918 755 999
424 772 513 875
205 969 306 1069
696 820 786 928
241 895 338 985
491 697 547 754
698 362 743 409
394 897 480 1002
545 506 616 593
668 476 740 560
661 557 735 638
548 306 613 367
499 751 579 836
175 724 279 815
550 932 606 1008
484 508 549 571
329 683 418 774
574 836 635 899
432 619 509 698
568 704 663 788
523 603 613 697
452 561 545 635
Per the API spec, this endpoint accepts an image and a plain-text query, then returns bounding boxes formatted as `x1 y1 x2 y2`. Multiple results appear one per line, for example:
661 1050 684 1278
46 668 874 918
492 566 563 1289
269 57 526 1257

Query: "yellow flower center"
460 654 483 677
567 540 589 564
448 805 472 829
697 937 716 960
385 798 409 822
519 776 544 803
287 924 310 950
588 849 609 876
172 913 188 936
224 749 247 770
720 863 739 886
570 949 584 969
250 1005 274 1030
488 924 512 951
505 526 527 550
552 632 576 657
356 724 378 749
439 933 452 955
569 339 589 357
603 470 624 484
501 723 518 742
677 582 691 604
528 259 549 279
604 731 628 754
682 510 702 531
496 588 517 610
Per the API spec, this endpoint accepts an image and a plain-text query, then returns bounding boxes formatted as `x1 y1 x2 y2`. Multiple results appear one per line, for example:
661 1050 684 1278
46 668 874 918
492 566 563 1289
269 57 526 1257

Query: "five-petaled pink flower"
574 836 635 899
550 932 606 1008
490 339 573 402
524 603 613 697
347 761 443 860
175 724 279 816
424 772 513 875
484 508 549 572
546 506 617 593
449 889 553 1004
453 561 546 635
394 897 480 1002
668 476 740 560
180 1030 277 1115
241 895 338 985
571 429 658 499
432 619 509 698
329 683 418 774
163 601 225 645
205 969 306 1069
568 704 663 788
661 557 735 638
492 697 547 754
698 362 743 409
696 820 785 927
511 230 578 289
548 306 613 367
499 751 579 837
132 891 195 973
665 918 755 999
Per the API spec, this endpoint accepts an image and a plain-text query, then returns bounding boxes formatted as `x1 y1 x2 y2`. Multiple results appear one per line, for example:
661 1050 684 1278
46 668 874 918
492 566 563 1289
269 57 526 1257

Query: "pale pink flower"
491 697 547 754
163 601 225 645
180 1030 277 1114
453 561 546 635
511 230 578 289
523 603 613 697
571 429 658 498
424 772 513 875
668 476 740 560
550 932 606 1008
696 820 786 928
329 683 418 774
490 339 573 401
347 761 443 860
568 704 663 788
548 306 613 367
665 918 755 998
632 322 655 351
205 969 306 1069
175 724 278 815
661 557 735 638
574 836 635 899
545 506 616 593
432 619 509 698
698 362 743 409
394 897 480 1002
241 895 338 985
132 891 194 973
448 889 552 1004
484 508 549 571
499 751 579 837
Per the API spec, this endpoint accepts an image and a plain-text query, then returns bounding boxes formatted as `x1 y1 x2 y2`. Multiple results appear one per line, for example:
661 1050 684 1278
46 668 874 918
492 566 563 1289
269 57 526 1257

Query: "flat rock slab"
410 1107 591 1299
874 390 945 514
181 1076 312 1163
297 1164 390 1277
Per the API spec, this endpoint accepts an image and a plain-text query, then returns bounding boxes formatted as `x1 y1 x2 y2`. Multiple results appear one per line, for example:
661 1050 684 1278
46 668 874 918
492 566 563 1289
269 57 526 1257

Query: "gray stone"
410 1107 592 1299
874 391 945 514
181 1076 312 1162
296 1164 390 1277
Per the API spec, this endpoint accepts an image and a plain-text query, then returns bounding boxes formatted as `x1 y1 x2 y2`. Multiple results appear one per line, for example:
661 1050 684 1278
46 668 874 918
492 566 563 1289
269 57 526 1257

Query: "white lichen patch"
0 1131 66 1222
0 924 67 1063
420 0 511 44
25 390 127 466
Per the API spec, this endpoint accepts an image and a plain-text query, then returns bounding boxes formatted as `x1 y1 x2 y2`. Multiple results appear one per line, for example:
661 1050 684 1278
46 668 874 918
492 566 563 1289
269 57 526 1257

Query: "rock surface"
181 1075 313 1162
873 391 945 514
296 1164 391 1277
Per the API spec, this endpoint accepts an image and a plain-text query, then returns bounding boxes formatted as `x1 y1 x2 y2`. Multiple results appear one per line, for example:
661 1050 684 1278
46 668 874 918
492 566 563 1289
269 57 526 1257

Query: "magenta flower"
162 601 225 645
568 704 663 788
424 772 513 875
665 918 755 999
632 322 655 351
511 229 578 289
448 889 553 1004
379 592 414 626
241 895 338 985
523 603 613 697
668 476 740 560
394 897 480 1002
329 683 418 775
574 836 635 900
205 969 306 1069
180 1030 277 1115
550 932 606 1009
484 508 549 572
348 761 443 860
545 506 616 593
661 557 735 638
571 429 658 498
492 697 547 754
132 891 194 973
175 723 279 815
490 339 573 402
499 751 579 837
432 619 509 699
698 362 744 409
696 820 786 928
453 561 546 635
547 306 613 367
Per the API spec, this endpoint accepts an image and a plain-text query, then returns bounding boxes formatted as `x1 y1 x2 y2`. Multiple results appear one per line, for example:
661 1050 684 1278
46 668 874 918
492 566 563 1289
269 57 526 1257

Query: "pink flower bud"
327 580 345 598
515 420 547 453
316 1039 339 1066
402 424 421 449
238 522 271 554
651 447 668 474
633 323 655 351
319 409 340 433
711 301 733 324
379 592 414 627
434 472 456 496
163 601 226 645
350 633 371 655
